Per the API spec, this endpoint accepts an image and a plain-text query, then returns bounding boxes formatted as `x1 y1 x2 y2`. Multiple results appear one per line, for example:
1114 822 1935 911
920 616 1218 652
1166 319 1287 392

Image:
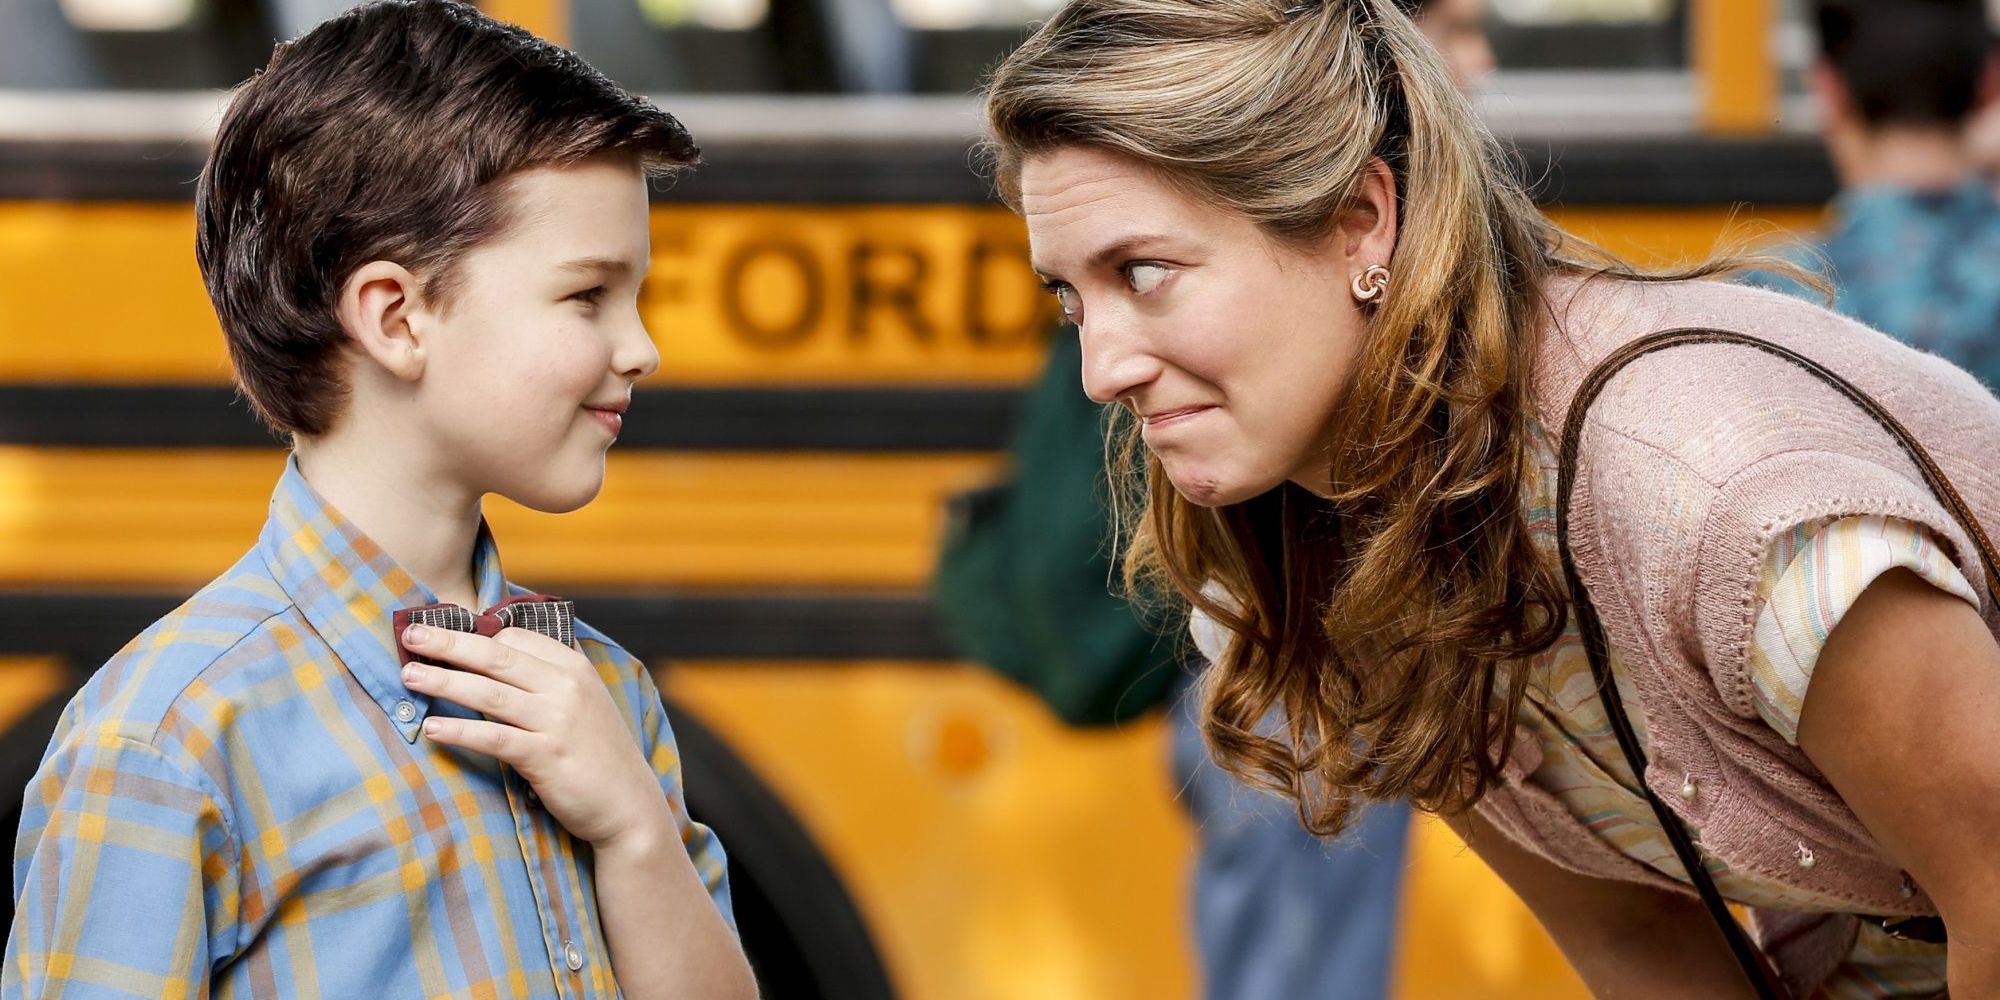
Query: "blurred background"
0 0 1974 996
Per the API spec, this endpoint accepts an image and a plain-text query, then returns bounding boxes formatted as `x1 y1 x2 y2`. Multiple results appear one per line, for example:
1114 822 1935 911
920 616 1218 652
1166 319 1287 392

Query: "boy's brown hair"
196 0 697 437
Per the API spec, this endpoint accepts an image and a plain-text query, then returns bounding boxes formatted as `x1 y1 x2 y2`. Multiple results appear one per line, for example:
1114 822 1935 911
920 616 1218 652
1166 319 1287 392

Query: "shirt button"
563 939 583 971
394 700 418 723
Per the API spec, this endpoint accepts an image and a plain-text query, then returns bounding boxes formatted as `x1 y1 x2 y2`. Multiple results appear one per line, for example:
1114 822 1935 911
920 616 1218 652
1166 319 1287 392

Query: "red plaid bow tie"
393 594 576 665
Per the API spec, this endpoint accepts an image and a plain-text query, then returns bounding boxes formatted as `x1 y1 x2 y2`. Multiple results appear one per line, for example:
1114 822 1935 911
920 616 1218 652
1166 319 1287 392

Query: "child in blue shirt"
4 3 755 997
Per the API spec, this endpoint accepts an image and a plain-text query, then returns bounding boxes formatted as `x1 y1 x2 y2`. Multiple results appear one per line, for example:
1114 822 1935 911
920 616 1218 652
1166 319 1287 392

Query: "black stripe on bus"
0 136 1836 205
0 384 1020 451
0 589 960 670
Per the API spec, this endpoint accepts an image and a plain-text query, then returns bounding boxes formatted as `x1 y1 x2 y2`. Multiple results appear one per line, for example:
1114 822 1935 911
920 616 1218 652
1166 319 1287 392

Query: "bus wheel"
665 697 897 1000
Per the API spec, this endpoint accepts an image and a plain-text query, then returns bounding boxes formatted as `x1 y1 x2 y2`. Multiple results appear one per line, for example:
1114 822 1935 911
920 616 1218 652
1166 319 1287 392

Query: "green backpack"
930 334 1183 726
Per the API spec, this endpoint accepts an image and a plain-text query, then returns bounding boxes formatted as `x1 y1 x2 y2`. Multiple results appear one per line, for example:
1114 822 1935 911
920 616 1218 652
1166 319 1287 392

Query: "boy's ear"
337 260 428 381
1808 61 1854 131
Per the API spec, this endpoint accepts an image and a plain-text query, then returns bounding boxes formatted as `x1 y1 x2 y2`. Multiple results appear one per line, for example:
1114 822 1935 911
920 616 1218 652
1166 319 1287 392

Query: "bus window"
570 0 859 93
1488 0 1684 70
894 0 1689 94
59 0 199 32
570 0 1692 97
0 0 299 90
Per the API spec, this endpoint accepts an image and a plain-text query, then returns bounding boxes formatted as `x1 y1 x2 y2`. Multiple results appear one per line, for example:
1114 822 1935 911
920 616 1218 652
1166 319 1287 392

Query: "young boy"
4 3 756 997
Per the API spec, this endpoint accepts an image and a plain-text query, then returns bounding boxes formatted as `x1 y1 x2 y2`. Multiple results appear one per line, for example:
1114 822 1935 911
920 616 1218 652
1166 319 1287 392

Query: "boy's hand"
399 623 671 852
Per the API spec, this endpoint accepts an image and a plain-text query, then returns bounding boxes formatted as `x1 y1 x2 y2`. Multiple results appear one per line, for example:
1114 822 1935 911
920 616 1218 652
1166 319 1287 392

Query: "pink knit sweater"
1472 272 2000 995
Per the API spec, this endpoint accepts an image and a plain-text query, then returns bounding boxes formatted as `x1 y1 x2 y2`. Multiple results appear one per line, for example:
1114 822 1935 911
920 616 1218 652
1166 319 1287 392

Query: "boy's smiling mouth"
583 398 628 436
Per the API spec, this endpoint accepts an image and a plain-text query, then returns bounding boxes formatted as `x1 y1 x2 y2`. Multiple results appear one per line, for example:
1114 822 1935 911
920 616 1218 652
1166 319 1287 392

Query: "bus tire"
665 696 897 1000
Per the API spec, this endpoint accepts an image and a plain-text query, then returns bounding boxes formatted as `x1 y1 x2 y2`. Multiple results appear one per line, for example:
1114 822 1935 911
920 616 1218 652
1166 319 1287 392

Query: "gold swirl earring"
1351 264 1390 303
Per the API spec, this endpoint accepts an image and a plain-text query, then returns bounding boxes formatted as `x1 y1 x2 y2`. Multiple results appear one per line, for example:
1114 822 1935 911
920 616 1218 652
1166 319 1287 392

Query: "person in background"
1398 0 1493 88
937 3 1492 997
1748 0 2000 388
1969 3 2000 186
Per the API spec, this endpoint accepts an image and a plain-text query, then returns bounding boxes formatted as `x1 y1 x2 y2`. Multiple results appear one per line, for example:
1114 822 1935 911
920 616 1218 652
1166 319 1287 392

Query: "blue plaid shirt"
1745 180 2000 389
6 457 731 998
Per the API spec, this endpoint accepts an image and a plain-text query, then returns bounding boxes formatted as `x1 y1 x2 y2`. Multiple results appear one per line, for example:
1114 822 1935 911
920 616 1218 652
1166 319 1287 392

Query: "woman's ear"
337 260 427 382
1336 158 1399 271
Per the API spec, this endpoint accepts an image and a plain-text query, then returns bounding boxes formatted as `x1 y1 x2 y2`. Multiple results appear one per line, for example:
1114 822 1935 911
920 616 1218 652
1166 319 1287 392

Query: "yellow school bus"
0 0 1823 996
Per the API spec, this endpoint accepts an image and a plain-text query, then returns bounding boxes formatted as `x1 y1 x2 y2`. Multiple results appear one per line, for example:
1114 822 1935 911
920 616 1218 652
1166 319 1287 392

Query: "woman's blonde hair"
984 0 1792 834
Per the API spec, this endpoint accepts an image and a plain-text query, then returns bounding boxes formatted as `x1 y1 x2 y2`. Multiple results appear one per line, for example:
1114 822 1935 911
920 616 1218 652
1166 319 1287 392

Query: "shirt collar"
1833 178 1997 222
258 454 510 742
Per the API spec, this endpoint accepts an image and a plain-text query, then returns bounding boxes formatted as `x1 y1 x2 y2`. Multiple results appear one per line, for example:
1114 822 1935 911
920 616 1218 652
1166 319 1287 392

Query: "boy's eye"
567 285 608 306
1043 281 1084 326
1124 262 1170 295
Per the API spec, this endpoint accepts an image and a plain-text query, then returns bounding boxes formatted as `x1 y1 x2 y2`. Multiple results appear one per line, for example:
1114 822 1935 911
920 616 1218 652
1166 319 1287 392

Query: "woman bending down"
984 0 2000 995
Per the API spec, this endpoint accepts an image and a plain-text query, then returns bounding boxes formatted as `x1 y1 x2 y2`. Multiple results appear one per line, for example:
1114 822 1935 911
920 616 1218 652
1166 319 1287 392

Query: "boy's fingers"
422 715 541 766
403 626 552 692
402 662 544 731
493 626 582 666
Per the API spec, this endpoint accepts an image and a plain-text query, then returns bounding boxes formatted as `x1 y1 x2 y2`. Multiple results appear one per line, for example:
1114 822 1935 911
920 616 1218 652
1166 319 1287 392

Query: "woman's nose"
1079 315 1161 405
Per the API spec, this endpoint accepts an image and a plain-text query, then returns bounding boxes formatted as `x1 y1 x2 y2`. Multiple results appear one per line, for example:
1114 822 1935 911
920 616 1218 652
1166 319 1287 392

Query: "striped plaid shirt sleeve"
6 712 240 999
582 630 733 925
633 666 733 923
1748 513 1981 745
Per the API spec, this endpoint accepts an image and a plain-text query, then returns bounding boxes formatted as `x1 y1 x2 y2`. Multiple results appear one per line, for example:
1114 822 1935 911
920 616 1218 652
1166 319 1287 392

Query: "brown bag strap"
1555 328 2000 1000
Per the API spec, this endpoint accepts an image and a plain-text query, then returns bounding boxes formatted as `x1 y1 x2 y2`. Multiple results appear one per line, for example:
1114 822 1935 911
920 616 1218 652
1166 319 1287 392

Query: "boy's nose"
617 315 662 381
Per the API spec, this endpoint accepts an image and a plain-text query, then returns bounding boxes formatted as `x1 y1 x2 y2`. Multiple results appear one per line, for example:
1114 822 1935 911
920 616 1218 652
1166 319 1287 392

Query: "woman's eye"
1125 263 1170 294
1049 283 1083 325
